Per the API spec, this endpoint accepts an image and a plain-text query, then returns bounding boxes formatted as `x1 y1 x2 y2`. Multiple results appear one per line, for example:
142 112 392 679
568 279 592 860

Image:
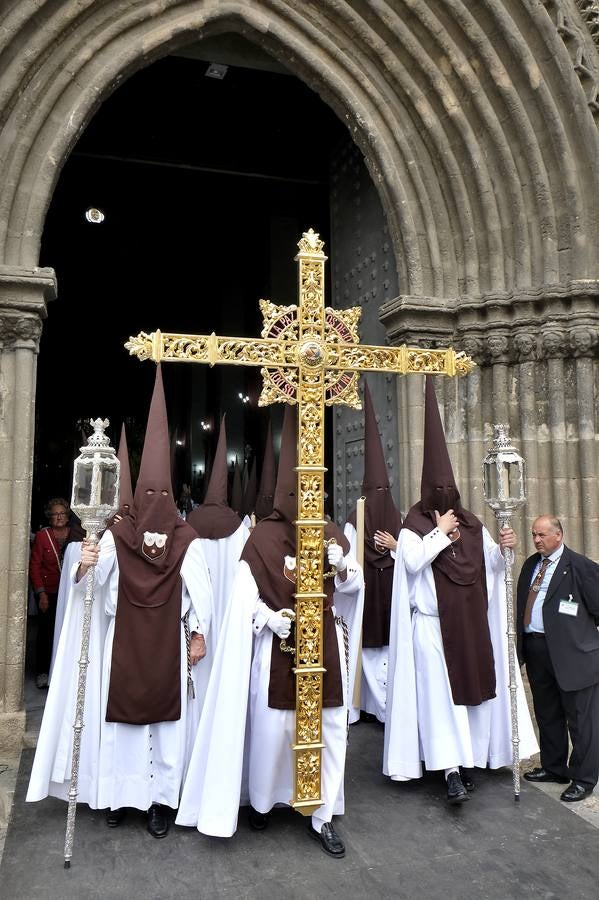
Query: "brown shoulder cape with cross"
347 381 402 647
106 365 197 725
241 404 349 710
402 376 496 707
187 414 242 540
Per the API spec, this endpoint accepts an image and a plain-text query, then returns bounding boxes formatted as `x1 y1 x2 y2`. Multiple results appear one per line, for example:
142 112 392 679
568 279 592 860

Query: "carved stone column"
0 265 55 753
381 284 599 563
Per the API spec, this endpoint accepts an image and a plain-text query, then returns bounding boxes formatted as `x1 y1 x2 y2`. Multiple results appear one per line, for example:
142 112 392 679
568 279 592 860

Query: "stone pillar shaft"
0 265 55 752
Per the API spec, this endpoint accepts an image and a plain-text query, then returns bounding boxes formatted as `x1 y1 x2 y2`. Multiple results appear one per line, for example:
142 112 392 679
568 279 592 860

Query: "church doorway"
32 36 351 530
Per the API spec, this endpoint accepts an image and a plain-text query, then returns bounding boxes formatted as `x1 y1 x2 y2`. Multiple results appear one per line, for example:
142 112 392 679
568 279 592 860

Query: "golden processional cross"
126 229 474 816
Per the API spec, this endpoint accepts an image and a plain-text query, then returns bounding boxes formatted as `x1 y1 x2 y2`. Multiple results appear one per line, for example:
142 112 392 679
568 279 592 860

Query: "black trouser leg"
560 682 599 788
523 635 569 779
35 592 57 676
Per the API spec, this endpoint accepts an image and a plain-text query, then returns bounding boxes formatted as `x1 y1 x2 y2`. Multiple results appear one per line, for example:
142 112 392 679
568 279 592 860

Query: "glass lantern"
482 423 526 515
71 418 120 535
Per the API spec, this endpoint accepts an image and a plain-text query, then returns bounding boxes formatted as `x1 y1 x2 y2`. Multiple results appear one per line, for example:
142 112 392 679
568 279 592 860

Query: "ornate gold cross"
126 229 474 815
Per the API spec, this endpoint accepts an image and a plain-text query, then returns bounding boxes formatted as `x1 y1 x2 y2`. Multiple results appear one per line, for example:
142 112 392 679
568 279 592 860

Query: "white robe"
49 541 82 683
197 522 250 654
177 556 364 837
344 522 391 723
383 526 538 780
27 531 213 812
27 555 109 807
184 523 250 764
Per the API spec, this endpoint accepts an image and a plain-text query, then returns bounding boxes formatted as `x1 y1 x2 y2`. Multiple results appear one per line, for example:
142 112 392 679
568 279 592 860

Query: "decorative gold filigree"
296 228 326 256
124 332 153 361
296 674 324 745
298 473 324 520
259 298 298 340
325 305 362 341
295 747 322 802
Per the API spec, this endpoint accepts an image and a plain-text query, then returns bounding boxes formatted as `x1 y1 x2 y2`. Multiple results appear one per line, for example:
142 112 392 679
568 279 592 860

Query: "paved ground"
2 718 599 900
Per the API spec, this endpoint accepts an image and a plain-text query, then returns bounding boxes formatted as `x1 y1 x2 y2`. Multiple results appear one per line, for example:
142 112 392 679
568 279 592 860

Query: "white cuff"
252 600 272 635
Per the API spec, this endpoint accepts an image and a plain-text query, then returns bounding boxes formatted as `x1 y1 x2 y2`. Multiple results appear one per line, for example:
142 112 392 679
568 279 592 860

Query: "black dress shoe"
523 767 569 784
105 808 126 828
248 806 269 831
560 782 594 803
446 772 469 805
147 803 169 838
308 821 346 858
460 769 476 793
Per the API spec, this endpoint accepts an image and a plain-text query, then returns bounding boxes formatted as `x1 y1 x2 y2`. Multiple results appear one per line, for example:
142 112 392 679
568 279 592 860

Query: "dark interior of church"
32 37 349 527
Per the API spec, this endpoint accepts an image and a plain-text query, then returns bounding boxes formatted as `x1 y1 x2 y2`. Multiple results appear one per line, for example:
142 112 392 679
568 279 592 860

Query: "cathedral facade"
0 1 597 753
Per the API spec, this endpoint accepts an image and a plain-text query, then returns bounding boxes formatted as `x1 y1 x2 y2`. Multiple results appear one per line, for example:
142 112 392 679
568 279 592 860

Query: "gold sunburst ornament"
125 229 475 814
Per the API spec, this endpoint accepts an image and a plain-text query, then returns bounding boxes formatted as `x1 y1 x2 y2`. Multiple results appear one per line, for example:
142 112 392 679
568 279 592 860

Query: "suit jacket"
516 545 599 691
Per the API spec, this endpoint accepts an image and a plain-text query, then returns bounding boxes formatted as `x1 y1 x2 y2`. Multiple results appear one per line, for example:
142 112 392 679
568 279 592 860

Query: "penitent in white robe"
344 522 391 724
49 541 82 683
383 526 538 781
176 556 364 837
27 530 213 812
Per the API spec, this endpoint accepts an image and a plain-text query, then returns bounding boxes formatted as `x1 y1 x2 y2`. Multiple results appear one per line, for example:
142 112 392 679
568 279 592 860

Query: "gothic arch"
1 0 599 304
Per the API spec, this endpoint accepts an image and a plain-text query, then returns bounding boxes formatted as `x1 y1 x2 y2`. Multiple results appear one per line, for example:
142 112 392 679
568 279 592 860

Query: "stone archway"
0 0 598 751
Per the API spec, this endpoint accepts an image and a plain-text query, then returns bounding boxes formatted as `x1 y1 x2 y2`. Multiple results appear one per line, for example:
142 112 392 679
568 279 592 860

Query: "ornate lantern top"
71 418 120 534
482 423 527 514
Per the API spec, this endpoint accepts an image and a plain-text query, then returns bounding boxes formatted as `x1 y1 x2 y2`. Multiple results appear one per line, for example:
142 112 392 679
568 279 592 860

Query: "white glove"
267 609 295 639
327 543 347 572
284 556 296 571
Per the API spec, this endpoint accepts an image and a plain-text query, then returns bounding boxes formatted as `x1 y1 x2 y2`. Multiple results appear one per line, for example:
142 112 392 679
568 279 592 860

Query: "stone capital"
380 283 599 363
0 265 56 350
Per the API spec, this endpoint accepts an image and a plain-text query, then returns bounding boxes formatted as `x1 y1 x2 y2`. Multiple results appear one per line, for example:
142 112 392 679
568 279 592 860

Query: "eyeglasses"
49 512 68 518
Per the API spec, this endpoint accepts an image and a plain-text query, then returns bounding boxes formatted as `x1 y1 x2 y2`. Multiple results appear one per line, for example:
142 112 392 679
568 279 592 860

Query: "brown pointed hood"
230 455 243 514
272 403 298 522
117 423 134 510
255 419 275 520
347 381 402 648
348 380 402 547
187 415 241 539
105 423 134 529
420 375 461 516
107 364 196 725
241 404 348 710
402 376 495 707
241 457 257 518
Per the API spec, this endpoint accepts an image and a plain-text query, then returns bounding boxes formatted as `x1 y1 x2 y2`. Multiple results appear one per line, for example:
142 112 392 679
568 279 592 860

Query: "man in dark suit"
517 516 599 801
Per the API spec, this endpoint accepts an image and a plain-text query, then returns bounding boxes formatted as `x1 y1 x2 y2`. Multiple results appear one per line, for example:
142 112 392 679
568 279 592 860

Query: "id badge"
559 594 578 617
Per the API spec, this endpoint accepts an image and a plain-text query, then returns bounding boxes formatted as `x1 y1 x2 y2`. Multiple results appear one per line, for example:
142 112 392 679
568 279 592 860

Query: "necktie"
523 557 551 628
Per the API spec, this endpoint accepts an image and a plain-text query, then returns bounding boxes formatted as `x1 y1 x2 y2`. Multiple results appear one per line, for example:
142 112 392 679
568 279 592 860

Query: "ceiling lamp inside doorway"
204 62 228 80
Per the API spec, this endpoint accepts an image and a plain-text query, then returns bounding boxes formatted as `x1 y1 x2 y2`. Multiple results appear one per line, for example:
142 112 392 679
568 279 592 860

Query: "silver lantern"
71 418 120 536
64 419 119 868
482 423 526 802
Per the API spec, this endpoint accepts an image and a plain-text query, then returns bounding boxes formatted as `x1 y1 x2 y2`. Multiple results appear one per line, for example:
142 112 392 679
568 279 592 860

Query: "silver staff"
64 419 119 868
482 424 527 802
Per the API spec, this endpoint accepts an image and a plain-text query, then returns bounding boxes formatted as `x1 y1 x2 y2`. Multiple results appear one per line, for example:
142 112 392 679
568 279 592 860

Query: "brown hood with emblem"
106 365 196 725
